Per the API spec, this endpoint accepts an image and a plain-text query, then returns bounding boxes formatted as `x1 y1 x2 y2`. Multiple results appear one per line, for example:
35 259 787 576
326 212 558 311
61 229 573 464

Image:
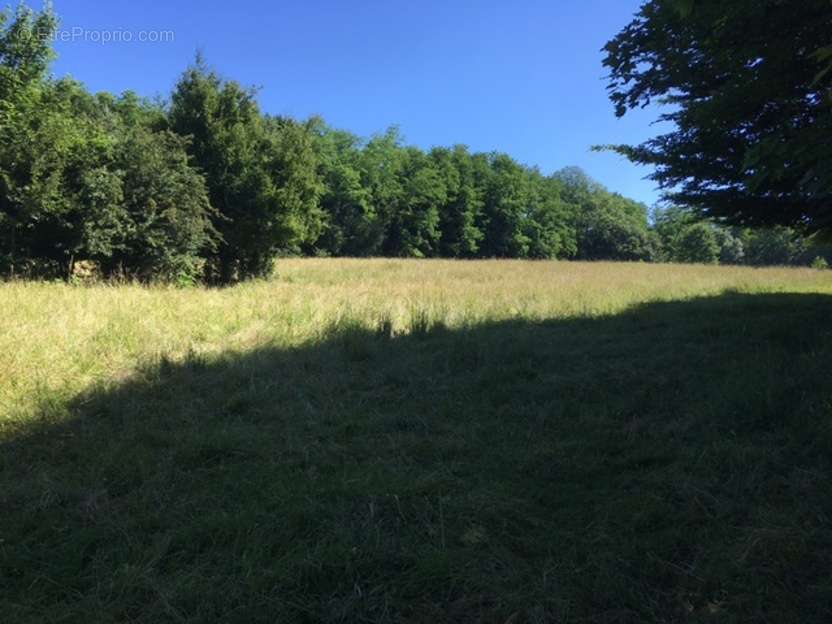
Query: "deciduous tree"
601 0 832 231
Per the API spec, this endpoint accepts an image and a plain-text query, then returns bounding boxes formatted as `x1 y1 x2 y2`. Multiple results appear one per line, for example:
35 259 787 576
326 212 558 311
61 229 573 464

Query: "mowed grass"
2 259 832 623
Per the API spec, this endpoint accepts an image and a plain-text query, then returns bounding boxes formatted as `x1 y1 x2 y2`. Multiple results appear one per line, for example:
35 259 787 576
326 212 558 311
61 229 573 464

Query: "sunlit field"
3 259 832 622
3 258 831 425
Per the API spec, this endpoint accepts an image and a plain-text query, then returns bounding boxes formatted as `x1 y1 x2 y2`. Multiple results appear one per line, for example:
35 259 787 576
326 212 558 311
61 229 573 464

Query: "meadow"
3 259 832 622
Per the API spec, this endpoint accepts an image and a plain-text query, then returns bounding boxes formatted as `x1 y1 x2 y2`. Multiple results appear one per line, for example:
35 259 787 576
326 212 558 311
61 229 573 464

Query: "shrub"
811 256 829 270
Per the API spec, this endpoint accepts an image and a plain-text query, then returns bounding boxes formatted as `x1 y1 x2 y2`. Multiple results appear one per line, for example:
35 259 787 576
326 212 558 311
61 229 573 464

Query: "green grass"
2 260 832 622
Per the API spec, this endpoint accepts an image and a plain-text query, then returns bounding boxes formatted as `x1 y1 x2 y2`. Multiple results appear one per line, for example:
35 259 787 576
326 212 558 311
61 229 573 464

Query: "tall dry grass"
2 259 831 431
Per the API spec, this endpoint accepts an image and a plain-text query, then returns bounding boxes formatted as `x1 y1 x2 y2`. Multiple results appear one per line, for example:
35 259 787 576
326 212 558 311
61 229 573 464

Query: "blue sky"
42 0 664 206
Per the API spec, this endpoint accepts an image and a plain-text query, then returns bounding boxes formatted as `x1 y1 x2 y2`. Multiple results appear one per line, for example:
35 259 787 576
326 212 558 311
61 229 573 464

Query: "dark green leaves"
602 0 832 231
169 61 323 282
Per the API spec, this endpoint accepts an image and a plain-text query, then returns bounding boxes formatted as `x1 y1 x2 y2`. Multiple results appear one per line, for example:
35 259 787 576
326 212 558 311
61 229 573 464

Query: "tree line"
1 5 828 285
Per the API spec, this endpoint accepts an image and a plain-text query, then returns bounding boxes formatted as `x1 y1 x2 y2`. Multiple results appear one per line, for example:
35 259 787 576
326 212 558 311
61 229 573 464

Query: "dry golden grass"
2 259 831 431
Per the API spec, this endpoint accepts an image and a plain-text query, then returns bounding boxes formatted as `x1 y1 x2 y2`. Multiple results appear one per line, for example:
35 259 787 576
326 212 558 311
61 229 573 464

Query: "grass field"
3 259 832 623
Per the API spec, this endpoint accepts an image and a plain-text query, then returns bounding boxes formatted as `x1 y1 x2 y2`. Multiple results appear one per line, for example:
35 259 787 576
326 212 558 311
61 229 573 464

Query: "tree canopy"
601 0 832 232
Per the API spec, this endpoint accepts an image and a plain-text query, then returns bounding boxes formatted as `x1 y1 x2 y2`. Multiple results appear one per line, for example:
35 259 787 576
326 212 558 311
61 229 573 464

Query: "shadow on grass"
3 293 832 623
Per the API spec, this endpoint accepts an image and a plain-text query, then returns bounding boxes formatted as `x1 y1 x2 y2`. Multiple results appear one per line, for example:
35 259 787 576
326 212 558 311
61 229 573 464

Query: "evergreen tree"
169 58 320 282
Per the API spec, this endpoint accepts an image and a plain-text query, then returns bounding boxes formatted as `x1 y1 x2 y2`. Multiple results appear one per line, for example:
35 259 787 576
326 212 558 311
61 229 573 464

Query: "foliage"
713 227 745 265
561 171 654 261
0 3 59 276
102 126 217 282
169 59 322 282
0 8 216 282
674 222 719 264
431 146 484 258
742 226 807 267
307 131 626 262
601 0 832 231
308 124 374 256
525 173 577 259
3 2 831 282
652 205 694 262
0 3 56 100
384 146 445 257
